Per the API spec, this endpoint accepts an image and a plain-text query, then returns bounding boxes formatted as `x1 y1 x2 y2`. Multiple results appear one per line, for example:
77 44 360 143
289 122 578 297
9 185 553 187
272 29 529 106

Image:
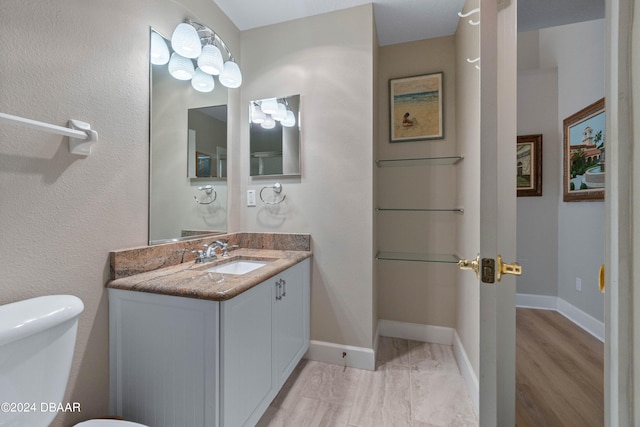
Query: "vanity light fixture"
251 99 297 129
153 19 242 93
260 98 279 115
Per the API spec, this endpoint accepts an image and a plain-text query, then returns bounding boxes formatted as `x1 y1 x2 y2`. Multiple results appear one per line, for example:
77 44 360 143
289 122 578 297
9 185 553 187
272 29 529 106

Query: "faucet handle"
192 249 205 263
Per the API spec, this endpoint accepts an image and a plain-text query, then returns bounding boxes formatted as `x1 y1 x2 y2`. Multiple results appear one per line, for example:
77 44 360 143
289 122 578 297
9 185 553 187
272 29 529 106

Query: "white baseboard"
516 293 558 310
556 298 604 342
304 340 376 371
516 293 604 342
378 319 454 345
453 331 479 413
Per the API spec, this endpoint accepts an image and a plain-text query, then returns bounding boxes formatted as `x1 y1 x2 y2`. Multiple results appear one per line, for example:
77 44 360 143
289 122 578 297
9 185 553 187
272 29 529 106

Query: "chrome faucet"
207 240 229 258
193 240 231 264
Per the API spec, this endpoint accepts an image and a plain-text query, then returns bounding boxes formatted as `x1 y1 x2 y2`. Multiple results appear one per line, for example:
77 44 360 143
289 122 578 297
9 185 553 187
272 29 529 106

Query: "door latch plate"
481 258 495 283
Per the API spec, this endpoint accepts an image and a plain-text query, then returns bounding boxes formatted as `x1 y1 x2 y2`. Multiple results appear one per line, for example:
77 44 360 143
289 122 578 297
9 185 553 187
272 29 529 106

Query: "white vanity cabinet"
220 258 310 427
109 258 310 427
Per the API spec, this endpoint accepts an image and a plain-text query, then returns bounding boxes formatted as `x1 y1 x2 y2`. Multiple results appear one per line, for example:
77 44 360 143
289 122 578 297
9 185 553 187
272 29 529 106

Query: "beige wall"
376 37 458 327
0 0 239 425
455 0 481 376
238 5 376 349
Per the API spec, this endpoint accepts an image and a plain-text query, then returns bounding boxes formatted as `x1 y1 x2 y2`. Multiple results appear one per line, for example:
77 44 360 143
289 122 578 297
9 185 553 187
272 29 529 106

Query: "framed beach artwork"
517 134 542 197
389 72 443 142
563 98 605 202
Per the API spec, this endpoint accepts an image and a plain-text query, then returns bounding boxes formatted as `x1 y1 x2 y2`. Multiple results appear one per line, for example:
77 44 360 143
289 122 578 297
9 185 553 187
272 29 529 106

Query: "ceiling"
213 0 605 46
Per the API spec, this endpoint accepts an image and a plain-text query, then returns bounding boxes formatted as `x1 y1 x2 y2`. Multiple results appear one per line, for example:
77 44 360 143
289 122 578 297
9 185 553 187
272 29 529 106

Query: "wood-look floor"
257 338 478 427
257 308 603 426
516 308 604 427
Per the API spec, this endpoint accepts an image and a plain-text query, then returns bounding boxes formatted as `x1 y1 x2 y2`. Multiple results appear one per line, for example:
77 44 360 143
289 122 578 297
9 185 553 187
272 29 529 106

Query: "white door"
458 0 518 424
480 0 518 424
604 0 637 424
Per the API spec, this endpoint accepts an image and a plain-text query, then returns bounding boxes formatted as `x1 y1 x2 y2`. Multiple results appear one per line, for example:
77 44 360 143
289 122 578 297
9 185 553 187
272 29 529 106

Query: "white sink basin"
203 260 267 275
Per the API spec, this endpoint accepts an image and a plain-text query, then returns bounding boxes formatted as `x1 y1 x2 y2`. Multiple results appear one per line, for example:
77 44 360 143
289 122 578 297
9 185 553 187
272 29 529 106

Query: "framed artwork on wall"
563 98 605 202
389 72 443 142
517 134 543 197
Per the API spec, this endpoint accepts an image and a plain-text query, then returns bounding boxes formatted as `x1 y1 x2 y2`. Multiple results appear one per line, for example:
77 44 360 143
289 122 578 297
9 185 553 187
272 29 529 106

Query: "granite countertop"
107 248 312 301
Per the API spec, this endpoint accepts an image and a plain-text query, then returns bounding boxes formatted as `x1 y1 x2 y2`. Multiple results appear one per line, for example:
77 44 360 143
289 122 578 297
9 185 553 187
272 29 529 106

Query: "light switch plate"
247 190 256 207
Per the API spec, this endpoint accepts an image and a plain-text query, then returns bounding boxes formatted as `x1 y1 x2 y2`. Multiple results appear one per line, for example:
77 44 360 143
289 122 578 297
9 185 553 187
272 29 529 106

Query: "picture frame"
563 98 605 202
517 134 543 197
196 152 211 177
389 72 443 142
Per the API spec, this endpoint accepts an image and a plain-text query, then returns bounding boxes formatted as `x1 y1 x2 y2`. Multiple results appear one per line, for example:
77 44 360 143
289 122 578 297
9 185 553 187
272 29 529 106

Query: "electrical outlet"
576 277 582 291
247 190 256 207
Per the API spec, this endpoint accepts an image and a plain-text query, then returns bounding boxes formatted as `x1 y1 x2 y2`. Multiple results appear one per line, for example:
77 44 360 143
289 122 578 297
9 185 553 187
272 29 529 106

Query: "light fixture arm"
187 19 235 62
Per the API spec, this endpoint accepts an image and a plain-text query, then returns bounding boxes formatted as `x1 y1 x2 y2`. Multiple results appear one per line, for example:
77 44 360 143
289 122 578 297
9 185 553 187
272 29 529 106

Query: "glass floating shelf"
376 156 463 167
376 208 464 213
376 251 461 264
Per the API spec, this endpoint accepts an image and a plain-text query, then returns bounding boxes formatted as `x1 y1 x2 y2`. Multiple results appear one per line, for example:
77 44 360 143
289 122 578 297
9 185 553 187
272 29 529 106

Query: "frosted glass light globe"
251 104 266 124
168 53 195 80
282 110 296 127
171 23 202 59
273 103 287 121
261 117 276 129
198 44 224 75
150 32 170 65
260 98 278 115
191 68 215 92
219 61 242 88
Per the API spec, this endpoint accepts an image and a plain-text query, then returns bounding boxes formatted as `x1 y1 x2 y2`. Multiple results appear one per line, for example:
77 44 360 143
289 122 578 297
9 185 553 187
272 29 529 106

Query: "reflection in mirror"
188 105 227 178
250 95 301 176
149 28 228 244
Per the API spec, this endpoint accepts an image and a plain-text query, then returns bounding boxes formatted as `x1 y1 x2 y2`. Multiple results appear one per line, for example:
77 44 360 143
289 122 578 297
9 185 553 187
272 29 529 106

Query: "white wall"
0 1 239 425
517 20 605 321
238 5 377 350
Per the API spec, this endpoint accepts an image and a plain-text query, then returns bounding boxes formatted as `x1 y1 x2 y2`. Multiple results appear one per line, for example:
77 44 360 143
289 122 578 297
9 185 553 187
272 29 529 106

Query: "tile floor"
257 337 478 427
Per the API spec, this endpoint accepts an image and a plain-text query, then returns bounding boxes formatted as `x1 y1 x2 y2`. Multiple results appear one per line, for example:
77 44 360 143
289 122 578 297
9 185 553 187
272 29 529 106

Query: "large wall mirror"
249 95 301 176
149 28 228 244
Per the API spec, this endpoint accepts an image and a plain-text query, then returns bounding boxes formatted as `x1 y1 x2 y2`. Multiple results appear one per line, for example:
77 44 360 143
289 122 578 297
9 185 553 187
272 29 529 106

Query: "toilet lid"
74 420 149 427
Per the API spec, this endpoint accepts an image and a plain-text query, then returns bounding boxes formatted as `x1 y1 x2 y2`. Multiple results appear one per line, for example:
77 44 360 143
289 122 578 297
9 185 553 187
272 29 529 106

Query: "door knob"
496 254 522 281
599 264 605 293
458 254 480 278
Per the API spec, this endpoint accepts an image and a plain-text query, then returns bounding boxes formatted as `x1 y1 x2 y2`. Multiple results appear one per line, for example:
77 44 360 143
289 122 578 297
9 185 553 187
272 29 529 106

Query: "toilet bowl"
75 420 148 427
0 295 148 427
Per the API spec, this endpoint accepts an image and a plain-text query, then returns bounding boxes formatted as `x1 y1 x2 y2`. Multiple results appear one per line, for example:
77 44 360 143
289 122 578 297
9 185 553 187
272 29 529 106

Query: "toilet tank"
0 295 84 427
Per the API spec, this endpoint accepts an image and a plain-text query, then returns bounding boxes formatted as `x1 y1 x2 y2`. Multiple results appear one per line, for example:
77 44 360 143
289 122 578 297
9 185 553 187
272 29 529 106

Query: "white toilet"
0 295 147 427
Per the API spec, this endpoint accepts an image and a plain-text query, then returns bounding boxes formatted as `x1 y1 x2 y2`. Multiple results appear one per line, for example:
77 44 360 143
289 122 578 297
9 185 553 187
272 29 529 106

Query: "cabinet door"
220 281 275 427
109 289 219 427
275 259 310 387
